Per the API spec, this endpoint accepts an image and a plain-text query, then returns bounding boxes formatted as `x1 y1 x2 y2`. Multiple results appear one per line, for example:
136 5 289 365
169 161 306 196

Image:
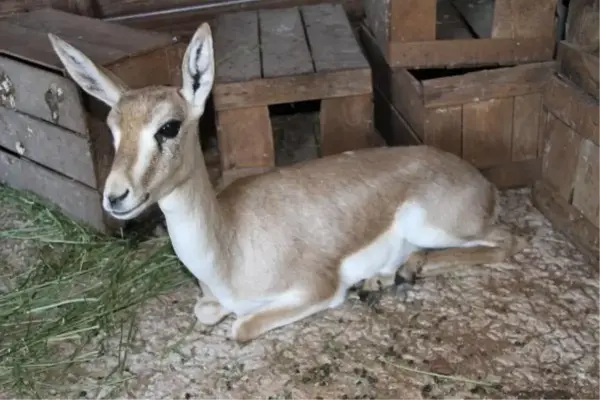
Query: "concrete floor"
1 114 598 399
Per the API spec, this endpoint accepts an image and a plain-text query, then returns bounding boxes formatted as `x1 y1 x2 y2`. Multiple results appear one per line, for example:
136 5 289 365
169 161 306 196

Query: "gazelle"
49 23 527 343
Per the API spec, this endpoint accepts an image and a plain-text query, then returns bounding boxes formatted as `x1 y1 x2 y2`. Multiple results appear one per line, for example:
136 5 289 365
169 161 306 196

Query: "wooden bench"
211 3 375 184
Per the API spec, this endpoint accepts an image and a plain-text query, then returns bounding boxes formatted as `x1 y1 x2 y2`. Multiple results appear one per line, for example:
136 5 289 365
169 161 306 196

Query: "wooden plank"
480 158 542 189
423 106 462 157
565 0 599 51
450 0 495 38
422 61 553 108
0 108 97 187
556 41 599 100
320 94 375 156
387 37 554 69
0 56 88 135
389 0 436 42
216 106 274 169
213 11 261 83
358 25 425 135
259 7 313 78
462 97 513 169
572 138 599 227
372 85 422 147
543 74 599 146
0 22 127 72
492 0 557 39
5 8 174 58
437 0 475 40
0 150 107 233
301 3 370 72
532 181 599 264
512 93 543 162
213 69 372 110
541 113 582 201
363 0 391 53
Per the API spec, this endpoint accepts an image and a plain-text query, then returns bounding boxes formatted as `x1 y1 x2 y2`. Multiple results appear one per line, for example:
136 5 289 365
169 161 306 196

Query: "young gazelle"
49 23 527 343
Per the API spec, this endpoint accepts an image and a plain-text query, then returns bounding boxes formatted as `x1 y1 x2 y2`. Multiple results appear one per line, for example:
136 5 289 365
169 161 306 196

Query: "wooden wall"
0 0 364 38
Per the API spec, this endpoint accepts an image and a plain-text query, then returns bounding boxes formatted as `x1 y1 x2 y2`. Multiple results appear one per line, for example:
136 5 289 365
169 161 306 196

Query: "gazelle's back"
217 145 497 296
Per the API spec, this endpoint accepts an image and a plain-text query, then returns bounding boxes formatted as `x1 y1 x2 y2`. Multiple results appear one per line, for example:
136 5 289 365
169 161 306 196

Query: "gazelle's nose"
106 189 130 209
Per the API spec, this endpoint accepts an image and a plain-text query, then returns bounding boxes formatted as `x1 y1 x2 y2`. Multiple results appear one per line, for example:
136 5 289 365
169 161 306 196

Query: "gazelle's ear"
180 23 215 118
48 33 126 107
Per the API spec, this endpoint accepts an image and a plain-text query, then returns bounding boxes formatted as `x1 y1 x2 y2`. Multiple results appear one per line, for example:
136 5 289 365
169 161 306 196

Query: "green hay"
0 184 193 398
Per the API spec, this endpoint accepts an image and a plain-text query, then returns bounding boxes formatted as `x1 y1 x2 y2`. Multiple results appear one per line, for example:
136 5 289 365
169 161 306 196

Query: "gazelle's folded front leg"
194 281 231 326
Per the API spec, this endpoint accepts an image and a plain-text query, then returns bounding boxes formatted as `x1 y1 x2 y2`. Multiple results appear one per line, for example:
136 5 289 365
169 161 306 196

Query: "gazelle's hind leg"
397 225 529 286
230 284 339 343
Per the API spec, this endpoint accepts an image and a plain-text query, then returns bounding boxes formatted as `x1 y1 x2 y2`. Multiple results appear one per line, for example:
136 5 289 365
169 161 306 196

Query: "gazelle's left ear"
180 23 215 118
48 33 127 107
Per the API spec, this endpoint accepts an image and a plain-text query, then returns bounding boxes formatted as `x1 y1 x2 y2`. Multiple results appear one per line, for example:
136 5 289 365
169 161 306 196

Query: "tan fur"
49 24 529 344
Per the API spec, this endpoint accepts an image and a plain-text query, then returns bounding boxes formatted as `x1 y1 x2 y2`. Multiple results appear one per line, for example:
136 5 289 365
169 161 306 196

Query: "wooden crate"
0 8 185 233
212 3 381 185
361 24 554 189
363 0 557 69
533 75 599 263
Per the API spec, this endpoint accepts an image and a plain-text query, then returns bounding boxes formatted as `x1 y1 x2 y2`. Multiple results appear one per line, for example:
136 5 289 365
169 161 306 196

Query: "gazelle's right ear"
180 23 215 118
48 34 126 107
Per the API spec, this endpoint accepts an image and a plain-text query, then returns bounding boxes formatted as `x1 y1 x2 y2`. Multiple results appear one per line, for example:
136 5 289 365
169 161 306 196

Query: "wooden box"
363 0 557 69
533 74 599 263
361 25 554 189
0 8 185 233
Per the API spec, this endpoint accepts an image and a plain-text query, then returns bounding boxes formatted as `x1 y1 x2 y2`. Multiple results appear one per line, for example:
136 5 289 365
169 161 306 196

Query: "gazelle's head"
49 24 215 220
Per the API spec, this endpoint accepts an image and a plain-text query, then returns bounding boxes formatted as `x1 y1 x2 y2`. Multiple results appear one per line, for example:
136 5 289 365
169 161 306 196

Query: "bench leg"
216 106 274 184
320 94 380 156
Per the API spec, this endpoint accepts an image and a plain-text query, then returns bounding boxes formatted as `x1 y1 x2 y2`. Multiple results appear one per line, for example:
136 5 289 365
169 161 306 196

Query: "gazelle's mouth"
111 193 151 218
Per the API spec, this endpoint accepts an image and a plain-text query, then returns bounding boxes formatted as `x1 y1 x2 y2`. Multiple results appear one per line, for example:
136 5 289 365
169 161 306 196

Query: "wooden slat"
320 94 375 156
462 97 513 169
0 108 97 187
301 3 369 72
491 0 557 39
423 106 462 157
5 8 173 58
0 22 126 72
213 69 371 110
0 150 106 232
543 74 599 146
259 7 313 78
512 93 543 162
564 0 599 50
532 180 599 264
363 0 391 51
213 11 261 83
556 41 599 100
0 56 88 134
389 0 436 42
216 106 274 169
437 0 475 40
572 138 599 227
421 61 553 108
359 25 425 135
541 113 582 201
387 37 554 69
450 0 494 38
372 86 422 147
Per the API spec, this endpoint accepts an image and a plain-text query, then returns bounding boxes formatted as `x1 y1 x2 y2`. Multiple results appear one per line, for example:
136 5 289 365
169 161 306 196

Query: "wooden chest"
0 8 185 233
361 24 554 189
363 0 557 69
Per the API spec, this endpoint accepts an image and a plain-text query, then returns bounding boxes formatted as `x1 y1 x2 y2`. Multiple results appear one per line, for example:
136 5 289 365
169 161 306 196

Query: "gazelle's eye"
154 120 182 149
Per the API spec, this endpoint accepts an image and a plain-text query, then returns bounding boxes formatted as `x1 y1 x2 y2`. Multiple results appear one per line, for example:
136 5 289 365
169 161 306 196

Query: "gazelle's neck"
157 151 228 282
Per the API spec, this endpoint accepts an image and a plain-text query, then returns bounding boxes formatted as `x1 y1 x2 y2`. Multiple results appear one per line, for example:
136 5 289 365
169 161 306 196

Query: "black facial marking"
154 120 182 151
190 42 203 93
